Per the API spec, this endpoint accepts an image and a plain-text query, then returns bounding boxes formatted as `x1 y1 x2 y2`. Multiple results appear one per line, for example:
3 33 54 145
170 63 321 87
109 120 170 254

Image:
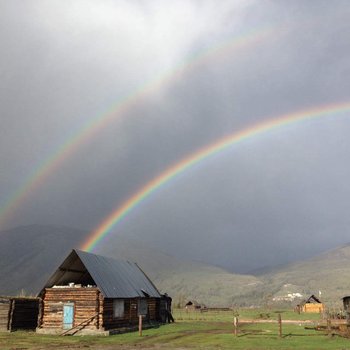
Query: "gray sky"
1 0 350 272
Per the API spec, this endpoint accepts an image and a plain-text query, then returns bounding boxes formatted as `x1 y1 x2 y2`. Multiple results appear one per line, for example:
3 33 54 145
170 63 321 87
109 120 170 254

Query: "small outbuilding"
185 300 205 311
343 296 350 312
0 297 39 331
297 295 325 313
37 249 167 335
342 296 350 322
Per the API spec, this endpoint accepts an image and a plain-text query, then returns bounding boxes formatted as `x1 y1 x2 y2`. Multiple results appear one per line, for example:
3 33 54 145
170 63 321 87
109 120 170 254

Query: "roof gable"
306 294 322 303
38 249 161 298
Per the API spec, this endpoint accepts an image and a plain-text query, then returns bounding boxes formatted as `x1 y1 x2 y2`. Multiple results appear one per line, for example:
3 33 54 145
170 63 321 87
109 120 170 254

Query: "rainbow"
81 101 350 252
0 27 273 229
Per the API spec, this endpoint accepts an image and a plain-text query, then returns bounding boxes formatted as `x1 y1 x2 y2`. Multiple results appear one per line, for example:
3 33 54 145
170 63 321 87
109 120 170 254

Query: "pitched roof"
38 249 161 298
306 294 322 303
299 294 323 306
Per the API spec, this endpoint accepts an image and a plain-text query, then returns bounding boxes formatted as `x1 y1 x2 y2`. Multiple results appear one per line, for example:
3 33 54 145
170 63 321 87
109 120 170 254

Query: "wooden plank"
8 299 15 331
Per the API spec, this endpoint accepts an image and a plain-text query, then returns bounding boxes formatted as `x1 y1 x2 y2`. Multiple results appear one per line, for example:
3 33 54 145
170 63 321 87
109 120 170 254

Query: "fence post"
233 316 238 336
278 313 282 338
327 317 331 337
139 315 142 337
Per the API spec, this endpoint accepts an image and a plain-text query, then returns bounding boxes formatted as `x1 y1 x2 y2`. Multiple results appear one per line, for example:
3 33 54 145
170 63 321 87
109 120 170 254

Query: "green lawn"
173 307 323 322
0 310 349 350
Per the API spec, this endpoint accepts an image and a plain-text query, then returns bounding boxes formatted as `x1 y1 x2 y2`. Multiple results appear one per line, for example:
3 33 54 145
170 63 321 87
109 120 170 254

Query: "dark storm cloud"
1 1 350 271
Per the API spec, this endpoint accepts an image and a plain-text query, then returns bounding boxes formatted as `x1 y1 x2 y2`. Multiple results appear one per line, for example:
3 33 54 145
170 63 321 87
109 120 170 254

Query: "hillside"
0 225 261 306
0 225 87 295
261 244 350 306
96 240 350 306
94 237 262 306
1 224 350 307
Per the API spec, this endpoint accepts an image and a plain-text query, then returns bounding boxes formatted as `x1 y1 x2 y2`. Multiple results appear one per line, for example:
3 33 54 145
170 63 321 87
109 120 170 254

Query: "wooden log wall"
302 303 325 313
102 297 159 330
0 299 10 331
41 289 161 332
41 288 100 330
0 297 39 331
11 299 39 331
148 298 159 321
101 298 131 329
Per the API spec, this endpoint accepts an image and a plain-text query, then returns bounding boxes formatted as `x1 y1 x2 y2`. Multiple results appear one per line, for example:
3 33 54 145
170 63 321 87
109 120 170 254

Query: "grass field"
173 307 323 322
1 309 350 350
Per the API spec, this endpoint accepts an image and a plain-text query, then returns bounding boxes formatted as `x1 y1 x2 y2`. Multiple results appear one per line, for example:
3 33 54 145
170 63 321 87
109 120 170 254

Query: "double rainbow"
0 27 272 229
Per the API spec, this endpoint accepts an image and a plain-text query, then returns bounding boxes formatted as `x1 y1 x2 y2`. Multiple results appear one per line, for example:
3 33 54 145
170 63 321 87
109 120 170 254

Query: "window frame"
113 299 125 319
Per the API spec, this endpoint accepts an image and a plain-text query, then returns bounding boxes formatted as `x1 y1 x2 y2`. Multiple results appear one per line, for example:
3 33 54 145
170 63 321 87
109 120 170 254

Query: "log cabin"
0 297 39 331
297 294 325 313
36 249 164 335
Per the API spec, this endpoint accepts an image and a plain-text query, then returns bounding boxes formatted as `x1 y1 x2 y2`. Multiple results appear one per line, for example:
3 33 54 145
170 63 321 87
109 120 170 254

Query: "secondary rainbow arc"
0 27 272 229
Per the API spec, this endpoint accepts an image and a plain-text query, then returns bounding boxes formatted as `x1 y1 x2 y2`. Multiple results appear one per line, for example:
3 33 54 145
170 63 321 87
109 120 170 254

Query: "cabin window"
113 299 124 318
138 299 148 316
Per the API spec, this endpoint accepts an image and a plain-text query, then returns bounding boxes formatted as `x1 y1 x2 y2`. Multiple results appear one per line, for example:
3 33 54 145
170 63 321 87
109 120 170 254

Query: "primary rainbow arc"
81 101 350 252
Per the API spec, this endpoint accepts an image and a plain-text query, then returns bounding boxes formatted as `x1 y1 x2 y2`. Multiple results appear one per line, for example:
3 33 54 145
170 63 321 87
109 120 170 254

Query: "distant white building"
273 292 303 302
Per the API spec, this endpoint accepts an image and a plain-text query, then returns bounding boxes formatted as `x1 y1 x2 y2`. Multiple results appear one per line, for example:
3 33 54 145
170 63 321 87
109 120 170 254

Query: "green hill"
0 225 260 306
0 224 87 295
260 244 350 306
1 225 350 307
97 237 262 307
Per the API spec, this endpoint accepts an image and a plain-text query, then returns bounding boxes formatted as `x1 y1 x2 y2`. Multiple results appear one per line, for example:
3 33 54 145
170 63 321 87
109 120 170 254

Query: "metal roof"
38 249 161 298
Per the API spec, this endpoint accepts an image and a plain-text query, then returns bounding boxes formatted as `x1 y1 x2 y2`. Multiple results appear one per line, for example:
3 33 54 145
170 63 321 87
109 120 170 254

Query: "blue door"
63 304 74 329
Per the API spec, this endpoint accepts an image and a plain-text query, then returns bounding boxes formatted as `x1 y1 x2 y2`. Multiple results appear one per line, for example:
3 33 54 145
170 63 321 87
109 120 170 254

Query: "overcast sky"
1 0 350 272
